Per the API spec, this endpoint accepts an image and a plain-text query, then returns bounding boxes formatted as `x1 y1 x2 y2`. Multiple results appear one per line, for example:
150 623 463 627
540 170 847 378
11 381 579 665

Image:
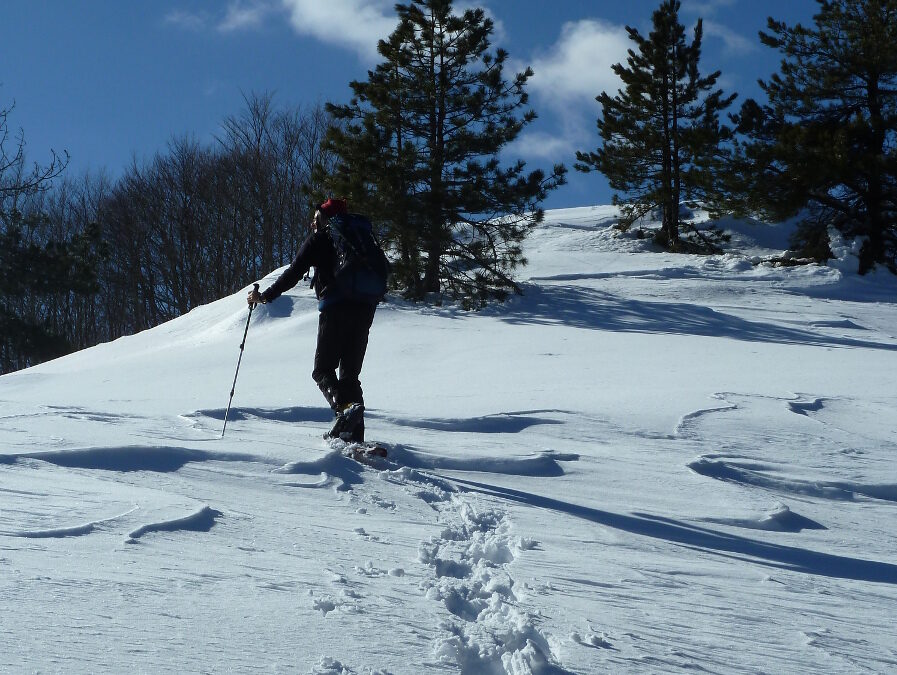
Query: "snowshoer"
247 198 387 442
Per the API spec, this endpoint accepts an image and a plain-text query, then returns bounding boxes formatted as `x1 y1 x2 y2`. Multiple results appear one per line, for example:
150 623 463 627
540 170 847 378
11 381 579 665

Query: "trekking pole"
222 283 259 438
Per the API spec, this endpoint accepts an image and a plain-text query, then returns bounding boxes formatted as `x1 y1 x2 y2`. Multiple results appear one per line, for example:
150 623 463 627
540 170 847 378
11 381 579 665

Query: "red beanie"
319 198 348 218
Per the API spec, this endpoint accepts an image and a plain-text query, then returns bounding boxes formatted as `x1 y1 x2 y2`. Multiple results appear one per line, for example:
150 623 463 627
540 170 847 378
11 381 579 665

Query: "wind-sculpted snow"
786 397 827 416
688 456 897 502
276 445 578 492
126 505 222 543
385 410 567 434
8 506 139 539
387 446 578 477
275 448 368 491
188 405 335 424
701 503 826 532
680 392 897 505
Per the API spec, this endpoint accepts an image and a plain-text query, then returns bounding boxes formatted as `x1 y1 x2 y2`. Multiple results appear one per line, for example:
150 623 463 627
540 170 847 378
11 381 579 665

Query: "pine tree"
325 0 565 308
0 210 104 373
575 0 735 252
731 0 897 273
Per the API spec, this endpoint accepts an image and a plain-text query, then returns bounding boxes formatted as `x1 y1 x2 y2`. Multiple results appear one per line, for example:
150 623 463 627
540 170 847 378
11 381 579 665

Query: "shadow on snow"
379 409 568 434
191 406 334 424
1 445 266 473
498 285 897 351
451 477 897 585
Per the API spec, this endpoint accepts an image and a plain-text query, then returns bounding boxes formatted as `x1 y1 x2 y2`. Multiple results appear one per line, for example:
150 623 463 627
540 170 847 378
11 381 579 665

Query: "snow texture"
2 205 897 673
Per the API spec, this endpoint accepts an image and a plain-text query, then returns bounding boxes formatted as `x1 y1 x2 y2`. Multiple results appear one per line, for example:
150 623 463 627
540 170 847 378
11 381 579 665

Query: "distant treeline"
1 95 334 373
2 0 895 374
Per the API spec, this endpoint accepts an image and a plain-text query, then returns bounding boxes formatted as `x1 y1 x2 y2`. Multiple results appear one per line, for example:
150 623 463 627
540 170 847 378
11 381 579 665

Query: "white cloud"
277 1 508 65
527 19 629 107
164 9 210 31
218 2 271 33
681 0 737 16
681 0 758 55
510 20 631 166
165 3 274 34
507 129 578 163
279 0 396 63
702 20 758 55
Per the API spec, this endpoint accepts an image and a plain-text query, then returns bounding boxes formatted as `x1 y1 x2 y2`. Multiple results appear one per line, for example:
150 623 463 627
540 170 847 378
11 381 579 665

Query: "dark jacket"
260 228 338 308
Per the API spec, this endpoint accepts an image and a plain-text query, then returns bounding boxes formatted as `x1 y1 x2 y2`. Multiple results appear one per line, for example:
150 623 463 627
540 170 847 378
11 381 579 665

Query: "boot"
325 403 364 441
350 419 365 443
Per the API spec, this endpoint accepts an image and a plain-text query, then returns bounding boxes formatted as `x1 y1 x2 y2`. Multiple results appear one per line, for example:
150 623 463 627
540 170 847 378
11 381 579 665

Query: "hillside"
2 207 896 674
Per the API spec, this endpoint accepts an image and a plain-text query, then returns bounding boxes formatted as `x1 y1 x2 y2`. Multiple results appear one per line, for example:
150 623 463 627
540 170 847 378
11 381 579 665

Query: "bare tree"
0 101 68 203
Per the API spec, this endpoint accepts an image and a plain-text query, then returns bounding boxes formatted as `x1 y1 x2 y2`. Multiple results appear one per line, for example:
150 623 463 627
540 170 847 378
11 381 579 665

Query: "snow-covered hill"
2 207 897 674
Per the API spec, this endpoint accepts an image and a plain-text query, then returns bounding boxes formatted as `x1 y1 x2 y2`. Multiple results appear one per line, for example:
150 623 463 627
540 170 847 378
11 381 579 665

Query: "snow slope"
2 207 897 674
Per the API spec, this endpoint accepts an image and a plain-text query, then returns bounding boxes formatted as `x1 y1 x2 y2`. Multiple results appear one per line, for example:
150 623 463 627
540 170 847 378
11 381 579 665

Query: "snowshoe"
325 437 388 464
355 443 387 459
347 442 388 464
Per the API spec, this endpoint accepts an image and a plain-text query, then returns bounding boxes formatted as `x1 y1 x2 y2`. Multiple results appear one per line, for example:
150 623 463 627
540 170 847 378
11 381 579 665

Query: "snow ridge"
126 505 222 543
7 506 139 539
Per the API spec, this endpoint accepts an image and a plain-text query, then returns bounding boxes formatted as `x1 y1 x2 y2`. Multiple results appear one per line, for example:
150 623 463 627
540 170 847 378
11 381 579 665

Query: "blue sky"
2 0 818 209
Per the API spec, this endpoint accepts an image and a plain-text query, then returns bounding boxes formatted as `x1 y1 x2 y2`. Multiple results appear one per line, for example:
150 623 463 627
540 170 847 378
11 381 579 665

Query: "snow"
2 207 897 673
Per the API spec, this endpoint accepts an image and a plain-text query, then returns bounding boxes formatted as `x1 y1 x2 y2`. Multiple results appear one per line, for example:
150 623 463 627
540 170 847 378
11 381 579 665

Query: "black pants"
312 302 377 412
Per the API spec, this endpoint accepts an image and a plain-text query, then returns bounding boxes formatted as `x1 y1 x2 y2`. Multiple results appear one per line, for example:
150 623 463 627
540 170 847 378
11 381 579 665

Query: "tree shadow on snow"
498 285 897 352
451 477 897 585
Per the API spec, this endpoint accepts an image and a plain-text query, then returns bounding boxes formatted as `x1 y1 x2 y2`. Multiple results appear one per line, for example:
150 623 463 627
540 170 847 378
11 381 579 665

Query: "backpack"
327 213 390 302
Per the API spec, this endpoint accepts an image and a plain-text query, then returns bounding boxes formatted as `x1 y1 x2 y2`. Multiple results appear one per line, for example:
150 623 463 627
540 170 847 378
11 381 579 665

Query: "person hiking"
247 198 387 443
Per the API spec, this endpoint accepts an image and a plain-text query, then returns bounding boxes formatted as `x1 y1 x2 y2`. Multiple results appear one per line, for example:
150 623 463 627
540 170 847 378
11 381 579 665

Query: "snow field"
2 206 897 673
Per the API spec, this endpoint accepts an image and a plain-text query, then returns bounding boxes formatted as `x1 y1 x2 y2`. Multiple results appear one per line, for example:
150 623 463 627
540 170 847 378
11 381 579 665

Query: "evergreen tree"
0 210 104 373
730 0 897 273
325 0 565 307
575 0 735 251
